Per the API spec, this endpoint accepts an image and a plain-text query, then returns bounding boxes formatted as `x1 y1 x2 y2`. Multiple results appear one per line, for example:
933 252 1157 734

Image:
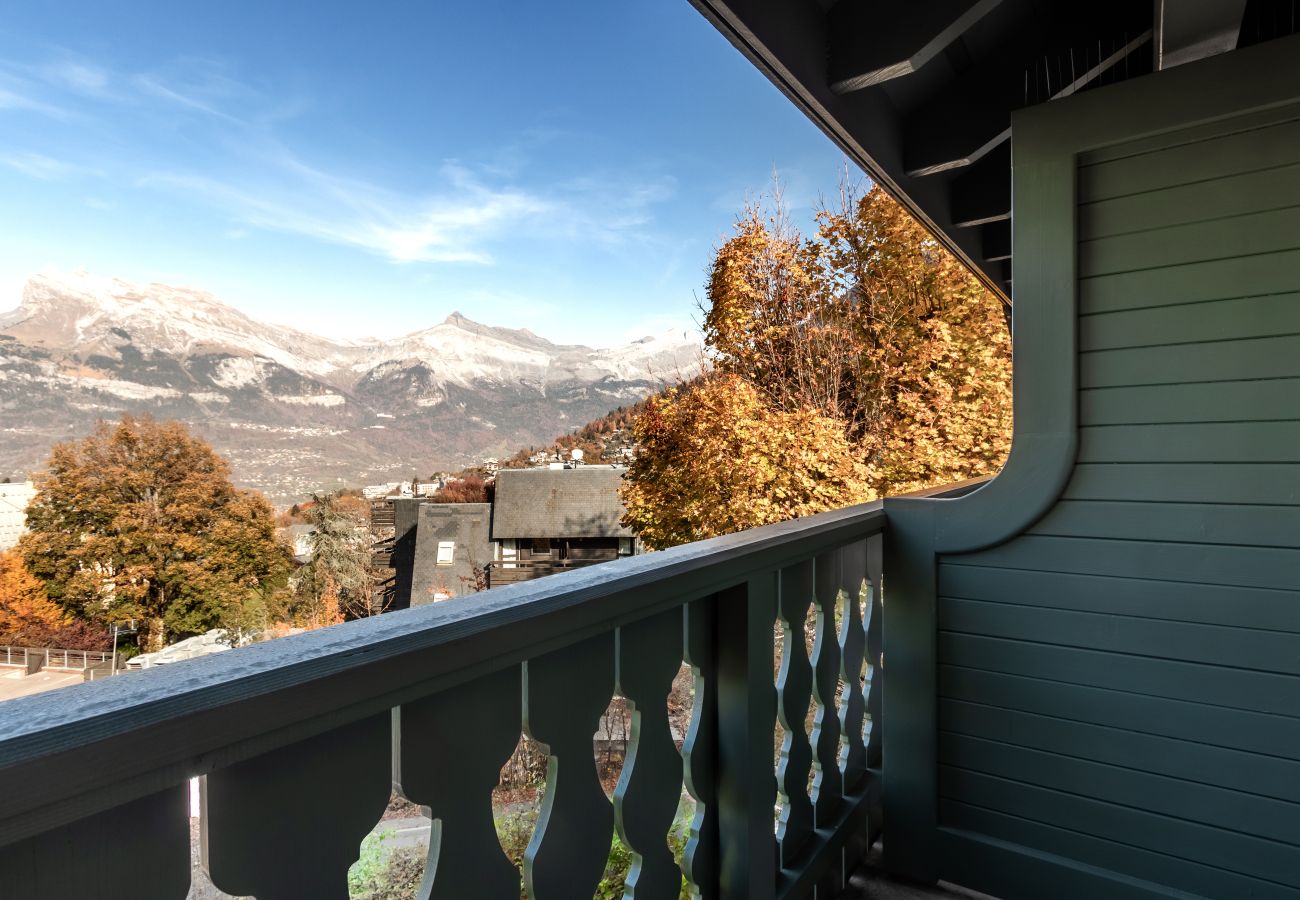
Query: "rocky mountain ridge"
0 269 699 503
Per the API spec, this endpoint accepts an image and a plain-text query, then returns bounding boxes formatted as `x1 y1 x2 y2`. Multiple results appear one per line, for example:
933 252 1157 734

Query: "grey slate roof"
491 467 633 540
411 502 492 605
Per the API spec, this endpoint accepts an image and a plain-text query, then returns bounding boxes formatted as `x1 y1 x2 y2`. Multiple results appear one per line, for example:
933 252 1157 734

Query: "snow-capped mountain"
0 269 699 503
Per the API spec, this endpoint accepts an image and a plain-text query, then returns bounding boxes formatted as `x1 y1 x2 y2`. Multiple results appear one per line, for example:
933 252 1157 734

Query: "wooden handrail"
0 500 885 854
0 499 894 900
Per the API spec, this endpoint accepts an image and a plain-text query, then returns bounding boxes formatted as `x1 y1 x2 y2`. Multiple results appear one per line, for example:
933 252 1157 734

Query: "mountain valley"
0 269 699 503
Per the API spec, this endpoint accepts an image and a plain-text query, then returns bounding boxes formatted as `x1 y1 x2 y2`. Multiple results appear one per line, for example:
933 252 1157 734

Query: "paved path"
373 816 432 851
0 668 82 701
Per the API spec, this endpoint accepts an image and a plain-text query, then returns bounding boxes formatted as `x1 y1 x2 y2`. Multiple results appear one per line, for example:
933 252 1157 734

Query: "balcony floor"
841 846 999 900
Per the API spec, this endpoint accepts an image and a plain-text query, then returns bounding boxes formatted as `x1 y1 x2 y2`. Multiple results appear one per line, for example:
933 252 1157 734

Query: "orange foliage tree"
20 417 292 651
0 550 110 649
624 184 1012 548
622 374 874 548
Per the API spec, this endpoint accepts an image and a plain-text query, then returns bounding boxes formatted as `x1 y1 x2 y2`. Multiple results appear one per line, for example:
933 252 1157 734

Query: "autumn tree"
290 492 374 624
431 476 490 503
808 185 1012 493
0 550 110 649
624 183 1012 548
621 375 874 548
20 417 292 651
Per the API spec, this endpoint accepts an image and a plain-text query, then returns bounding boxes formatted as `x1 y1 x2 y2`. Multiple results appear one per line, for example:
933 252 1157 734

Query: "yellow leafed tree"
623 184 1012 548
621 374 874 549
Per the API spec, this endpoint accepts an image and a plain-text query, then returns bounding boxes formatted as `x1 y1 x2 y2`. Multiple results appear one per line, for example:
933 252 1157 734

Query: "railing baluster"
716 577 778 900
776 560 815 869
865 533 884 772
614 608 686 900
399 666 523 899
523 632 616 900
0 786 188 897
682 595 718 899
838 539 869 791
810 551 843 826
203 714 392 899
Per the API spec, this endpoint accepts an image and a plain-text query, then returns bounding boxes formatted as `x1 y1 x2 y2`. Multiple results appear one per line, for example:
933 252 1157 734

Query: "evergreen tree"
291 492 374 624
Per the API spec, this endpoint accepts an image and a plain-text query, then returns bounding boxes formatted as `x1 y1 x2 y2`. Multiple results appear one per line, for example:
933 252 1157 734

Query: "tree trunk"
143 616 165 653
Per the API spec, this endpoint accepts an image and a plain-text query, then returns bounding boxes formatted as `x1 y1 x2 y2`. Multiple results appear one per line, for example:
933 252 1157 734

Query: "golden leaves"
624 184 1013 548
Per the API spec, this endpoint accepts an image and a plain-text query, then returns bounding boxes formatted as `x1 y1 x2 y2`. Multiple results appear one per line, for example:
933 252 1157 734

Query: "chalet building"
487 467 636 586
410 502 493 604
3 5 1299 900
402 467 637 604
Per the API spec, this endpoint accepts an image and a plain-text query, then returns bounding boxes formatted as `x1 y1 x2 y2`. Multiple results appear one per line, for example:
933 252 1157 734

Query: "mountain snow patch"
277 393 345 407
78 378 181 400
212 356 272 389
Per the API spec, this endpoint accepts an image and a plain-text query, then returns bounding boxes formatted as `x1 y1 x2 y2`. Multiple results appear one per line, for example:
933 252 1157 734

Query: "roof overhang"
689 0 1269 305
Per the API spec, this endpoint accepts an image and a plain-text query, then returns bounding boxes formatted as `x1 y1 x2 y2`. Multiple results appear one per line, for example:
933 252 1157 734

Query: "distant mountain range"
0 269 700 503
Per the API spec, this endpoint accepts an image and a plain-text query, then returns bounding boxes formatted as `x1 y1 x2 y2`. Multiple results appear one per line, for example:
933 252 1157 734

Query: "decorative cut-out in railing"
837 539 869 791
864 534 884 770
775 560 816 869
523 633 617 899
203 714 392 900
810 550 844 828
614 607 688 899
399 666 523 899
681 596 718 899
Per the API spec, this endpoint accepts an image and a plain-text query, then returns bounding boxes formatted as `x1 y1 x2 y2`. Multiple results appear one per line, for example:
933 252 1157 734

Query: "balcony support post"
880 500 939 884
714 575 778 900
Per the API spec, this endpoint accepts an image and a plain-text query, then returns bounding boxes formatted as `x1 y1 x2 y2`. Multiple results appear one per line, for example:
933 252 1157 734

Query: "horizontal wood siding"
937 106 1300 897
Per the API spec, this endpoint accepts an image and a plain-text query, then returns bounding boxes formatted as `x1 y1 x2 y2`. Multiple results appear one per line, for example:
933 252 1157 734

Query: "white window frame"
436 541 455 566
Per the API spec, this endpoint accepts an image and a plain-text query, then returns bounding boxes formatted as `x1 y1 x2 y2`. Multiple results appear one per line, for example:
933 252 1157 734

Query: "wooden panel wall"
936 107 1300 899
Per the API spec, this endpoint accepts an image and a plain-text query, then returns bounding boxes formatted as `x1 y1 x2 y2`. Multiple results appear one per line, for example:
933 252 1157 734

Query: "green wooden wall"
930 91 1300 900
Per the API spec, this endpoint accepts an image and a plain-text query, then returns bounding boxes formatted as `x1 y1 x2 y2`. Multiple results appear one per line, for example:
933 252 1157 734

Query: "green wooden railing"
0 500 886 899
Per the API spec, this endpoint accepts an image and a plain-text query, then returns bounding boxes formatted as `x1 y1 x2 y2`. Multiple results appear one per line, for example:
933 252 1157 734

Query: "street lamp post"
110 620 137 675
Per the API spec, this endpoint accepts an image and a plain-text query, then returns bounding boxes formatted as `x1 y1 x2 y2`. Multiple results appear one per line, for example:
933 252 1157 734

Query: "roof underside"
689 0 1293 304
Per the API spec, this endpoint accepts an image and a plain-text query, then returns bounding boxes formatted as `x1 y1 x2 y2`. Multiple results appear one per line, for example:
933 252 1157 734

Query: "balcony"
0 496 904 899
5 6 1300 899
485 557 622 587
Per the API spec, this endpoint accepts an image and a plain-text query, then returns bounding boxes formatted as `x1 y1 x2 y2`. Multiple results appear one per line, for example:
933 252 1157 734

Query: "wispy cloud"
2 46 677 268
39 60 109 95
0 84 68 119
132 73 241 122
1 152 95 180
140 155 556 264
139 135 674 266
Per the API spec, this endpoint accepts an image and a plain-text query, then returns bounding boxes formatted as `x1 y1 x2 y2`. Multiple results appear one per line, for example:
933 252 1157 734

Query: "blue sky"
0 2 854 346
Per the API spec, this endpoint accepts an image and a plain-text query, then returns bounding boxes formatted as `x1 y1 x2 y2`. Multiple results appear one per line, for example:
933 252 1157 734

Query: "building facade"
403 466 637 602
0 481 35 552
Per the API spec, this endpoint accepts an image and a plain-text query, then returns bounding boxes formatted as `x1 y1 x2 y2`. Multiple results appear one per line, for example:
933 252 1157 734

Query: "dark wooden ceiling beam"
1157 0 1249 69
950 143 1011 227
903 27 1152 176
828 0 1005 93
982 220 1011 262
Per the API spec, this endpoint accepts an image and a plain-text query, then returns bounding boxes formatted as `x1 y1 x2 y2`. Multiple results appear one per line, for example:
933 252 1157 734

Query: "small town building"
409 502 493 604
400 465 637 603
0 480 36 552
279 524 316 563
487 466 635 586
